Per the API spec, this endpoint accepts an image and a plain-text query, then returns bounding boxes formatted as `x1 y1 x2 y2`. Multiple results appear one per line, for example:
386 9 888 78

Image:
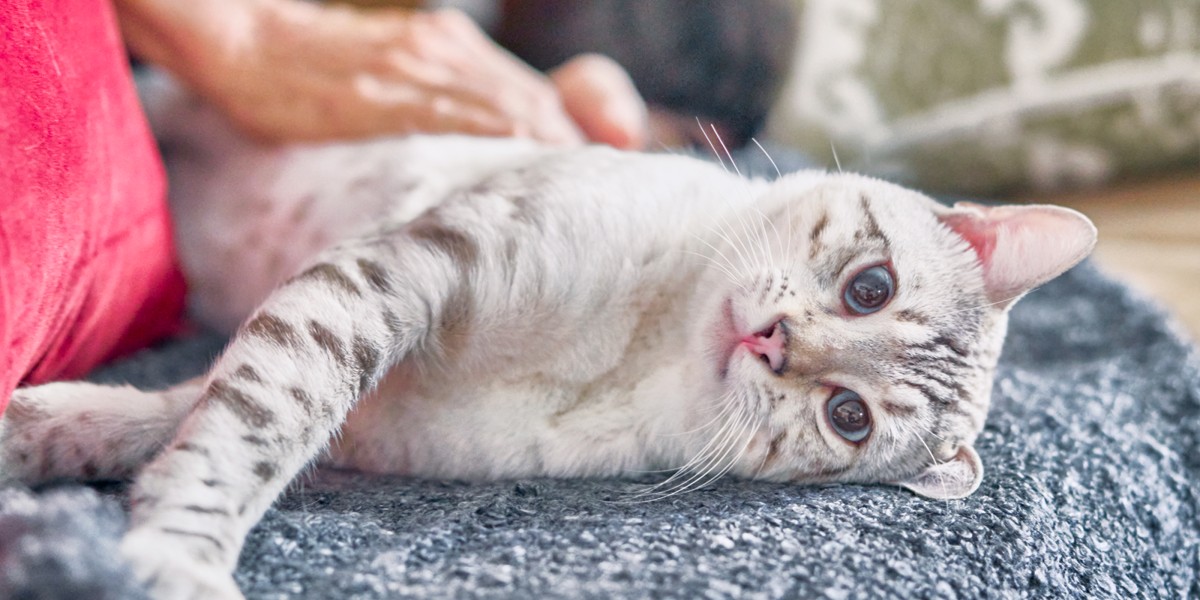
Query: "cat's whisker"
750 138 781 179
683 245 746 291
625 397 750 501
884 418 911 456
725 210 765 273
748 204 783 269
656 403 747 489
917 422 946 443
737 205 774 271
682 249 744 292
706 160 771 270
638 398 754 499
830 141 843 174
913 426 941 468
707 217 757 273
696 117 729 173
625 394 743 493
703 126 777 273
662 395 742 438
746 138 796 272
628 398 742 474
648 402 758 501
710 124 741 178
686 234 748 288
709 410 760 483
715 209 767 273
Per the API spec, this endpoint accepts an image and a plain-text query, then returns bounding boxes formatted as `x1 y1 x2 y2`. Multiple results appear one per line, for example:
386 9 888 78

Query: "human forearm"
114 0 267 91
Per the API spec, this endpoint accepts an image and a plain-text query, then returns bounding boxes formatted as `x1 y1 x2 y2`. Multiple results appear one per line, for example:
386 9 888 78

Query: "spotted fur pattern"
0 92 1095 599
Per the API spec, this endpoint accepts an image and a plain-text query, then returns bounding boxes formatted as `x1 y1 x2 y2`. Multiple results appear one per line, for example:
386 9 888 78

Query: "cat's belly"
326 362 695 480
168 136 547 333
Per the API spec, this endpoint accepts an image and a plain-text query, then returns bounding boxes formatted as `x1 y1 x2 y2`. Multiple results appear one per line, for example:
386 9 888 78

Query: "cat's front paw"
120 529 244 600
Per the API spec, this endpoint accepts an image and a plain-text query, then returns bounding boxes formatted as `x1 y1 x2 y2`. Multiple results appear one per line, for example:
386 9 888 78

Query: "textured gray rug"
2 260 1198 599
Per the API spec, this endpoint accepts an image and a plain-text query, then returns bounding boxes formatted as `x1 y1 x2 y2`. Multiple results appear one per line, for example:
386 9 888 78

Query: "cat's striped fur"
0 95 1095 599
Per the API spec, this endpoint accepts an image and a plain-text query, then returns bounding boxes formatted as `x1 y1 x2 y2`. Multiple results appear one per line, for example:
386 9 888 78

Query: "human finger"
550 54 648 149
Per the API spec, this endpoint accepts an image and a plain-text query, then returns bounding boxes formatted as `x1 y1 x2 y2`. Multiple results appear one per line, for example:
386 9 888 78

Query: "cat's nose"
741 319 787 374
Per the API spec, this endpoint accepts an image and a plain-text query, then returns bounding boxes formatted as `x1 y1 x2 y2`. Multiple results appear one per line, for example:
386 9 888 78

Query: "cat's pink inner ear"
939 202 1097 307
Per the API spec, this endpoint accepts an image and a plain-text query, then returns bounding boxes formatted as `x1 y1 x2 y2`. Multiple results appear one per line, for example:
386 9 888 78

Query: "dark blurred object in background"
495 0 798 148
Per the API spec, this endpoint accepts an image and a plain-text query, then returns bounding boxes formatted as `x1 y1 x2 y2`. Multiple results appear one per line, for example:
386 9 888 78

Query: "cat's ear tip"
939 201 1097 305
1008 203 1098 256
894 445 983 500
947 201 1097 242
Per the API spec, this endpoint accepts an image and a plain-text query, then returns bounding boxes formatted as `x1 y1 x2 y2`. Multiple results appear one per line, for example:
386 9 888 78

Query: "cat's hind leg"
0 379 202 485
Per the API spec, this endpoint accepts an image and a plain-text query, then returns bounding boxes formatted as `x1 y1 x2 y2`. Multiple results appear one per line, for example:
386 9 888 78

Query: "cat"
0 89 1096 599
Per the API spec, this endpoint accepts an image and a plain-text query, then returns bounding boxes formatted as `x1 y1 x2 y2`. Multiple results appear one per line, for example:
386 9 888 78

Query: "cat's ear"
895 445 982 500
937 202 1097 308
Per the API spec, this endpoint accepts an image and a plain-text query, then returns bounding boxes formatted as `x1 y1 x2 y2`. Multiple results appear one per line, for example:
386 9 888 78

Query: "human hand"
550 54 648 150
189 3 645 147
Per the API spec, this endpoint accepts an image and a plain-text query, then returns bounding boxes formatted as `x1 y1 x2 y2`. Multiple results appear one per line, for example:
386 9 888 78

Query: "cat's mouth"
715 298 788 380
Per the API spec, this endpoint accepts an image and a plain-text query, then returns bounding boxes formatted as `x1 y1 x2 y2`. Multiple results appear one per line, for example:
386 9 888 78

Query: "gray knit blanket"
2 161 1198 599
3 261 1197 599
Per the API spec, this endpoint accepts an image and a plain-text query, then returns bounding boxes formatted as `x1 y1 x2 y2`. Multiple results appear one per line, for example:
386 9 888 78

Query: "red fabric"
0 1 187 416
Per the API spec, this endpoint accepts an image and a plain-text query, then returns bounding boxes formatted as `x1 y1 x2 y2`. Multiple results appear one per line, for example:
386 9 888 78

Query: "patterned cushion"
767 0 1200 196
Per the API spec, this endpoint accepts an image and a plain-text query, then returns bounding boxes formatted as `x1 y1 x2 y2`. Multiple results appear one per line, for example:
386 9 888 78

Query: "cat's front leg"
119 236 438 599
0 379 204 484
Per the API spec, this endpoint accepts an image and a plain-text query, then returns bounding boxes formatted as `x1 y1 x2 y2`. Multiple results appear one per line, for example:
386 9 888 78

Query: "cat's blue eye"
843 265 894 315
827 389 871 443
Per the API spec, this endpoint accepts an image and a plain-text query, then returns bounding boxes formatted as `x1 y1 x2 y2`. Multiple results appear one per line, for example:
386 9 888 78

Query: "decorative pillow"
0 0 186 415
767 0 1200 196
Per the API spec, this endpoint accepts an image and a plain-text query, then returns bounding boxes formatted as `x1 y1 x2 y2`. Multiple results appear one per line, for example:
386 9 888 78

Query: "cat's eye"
827 389 871 443
843 264 894 315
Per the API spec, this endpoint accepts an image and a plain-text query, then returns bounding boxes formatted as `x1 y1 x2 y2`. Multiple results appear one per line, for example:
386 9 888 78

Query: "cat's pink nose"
741 320 786 373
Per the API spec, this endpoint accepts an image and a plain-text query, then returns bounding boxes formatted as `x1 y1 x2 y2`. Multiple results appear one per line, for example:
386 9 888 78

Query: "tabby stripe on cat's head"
881 400 918 417
855 195 891 250
808 211 829 260
818 248 860 288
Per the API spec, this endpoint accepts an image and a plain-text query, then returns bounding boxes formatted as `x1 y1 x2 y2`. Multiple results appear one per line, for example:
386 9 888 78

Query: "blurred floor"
1025 175 1200 340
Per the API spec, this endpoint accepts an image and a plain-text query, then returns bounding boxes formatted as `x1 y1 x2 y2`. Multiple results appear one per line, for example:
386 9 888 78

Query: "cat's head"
689 172 1096 499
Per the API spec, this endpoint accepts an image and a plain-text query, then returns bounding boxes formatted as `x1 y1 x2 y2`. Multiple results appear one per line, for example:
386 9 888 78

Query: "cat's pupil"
851 271 889 308
843 265 895 315
832 400 867 431
826 390 872 442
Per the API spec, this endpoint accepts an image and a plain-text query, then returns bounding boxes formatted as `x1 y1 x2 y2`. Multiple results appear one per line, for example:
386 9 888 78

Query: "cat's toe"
121 529 244 600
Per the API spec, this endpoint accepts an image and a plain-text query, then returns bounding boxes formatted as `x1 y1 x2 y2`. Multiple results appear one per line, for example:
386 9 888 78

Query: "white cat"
0 90 1096 599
